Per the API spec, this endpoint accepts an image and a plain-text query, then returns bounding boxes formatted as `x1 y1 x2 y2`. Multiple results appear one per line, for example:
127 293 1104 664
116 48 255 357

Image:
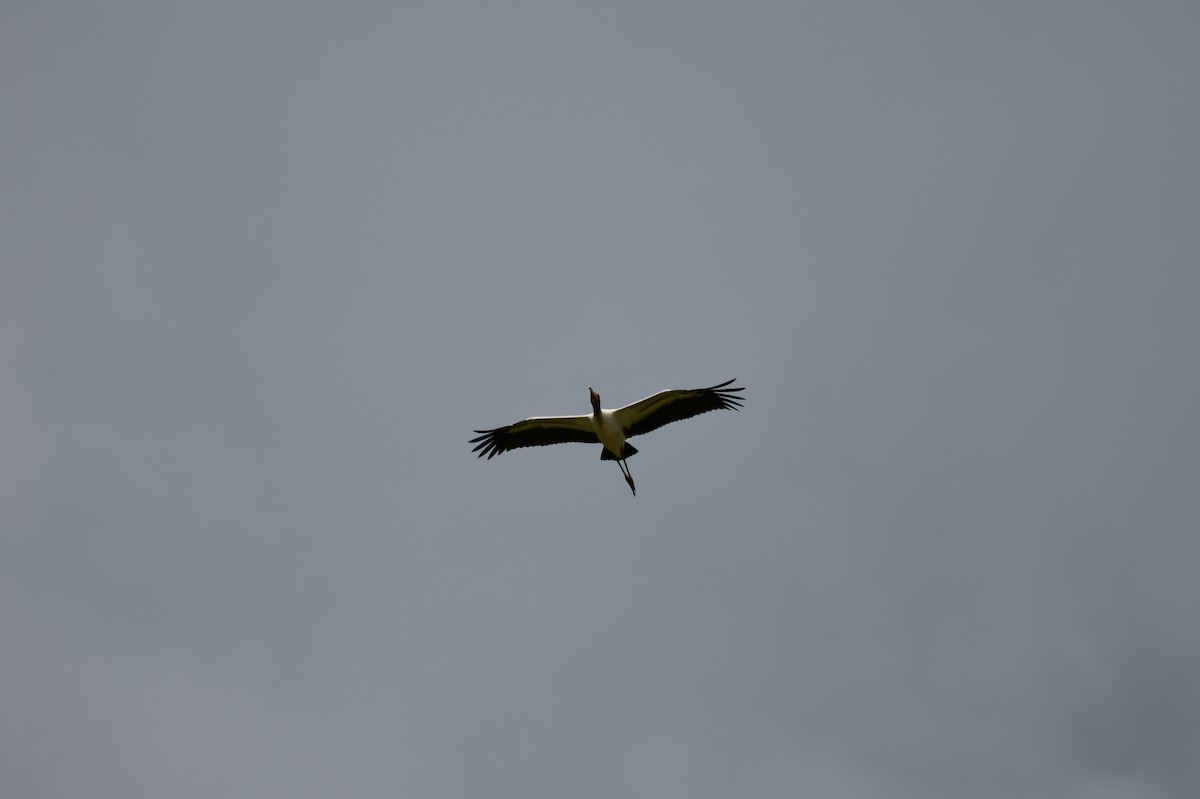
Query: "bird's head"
588 386 601 414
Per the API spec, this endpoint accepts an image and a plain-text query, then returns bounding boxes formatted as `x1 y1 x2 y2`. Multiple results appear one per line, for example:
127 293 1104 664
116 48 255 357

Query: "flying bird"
470 379 745 496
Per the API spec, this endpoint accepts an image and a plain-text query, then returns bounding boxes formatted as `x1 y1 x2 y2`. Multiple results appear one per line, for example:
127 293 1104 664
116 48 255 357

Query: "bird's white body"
591 408 626 458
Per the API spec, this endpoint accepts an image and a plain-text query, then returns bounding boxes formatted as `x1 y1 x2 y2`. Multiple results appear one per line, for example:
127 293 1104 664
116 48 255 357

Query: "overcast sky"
3 2 1199 797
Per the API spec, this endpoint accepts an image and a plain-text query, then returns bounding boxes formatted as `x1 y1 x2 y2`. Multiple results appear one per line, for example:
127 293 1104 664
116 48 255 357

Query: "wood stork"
470 379 745 496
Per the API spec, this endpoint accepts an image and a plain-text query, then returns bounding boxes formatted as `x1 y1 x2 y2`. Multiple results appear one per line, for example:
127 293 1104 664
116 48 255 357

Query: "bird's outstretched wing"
469 415 599 459
615 379 745 439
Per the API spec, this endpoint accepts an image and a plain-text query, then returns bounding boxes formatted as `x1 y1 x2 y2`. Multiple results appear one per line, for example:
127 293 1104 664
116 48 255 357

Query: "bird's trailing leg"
616 459 636 496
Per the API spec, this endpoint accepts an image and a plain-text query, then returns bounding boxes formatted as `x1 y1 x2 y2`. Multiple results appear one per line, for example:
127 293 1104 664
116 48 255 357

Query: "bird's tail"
600 443 639 460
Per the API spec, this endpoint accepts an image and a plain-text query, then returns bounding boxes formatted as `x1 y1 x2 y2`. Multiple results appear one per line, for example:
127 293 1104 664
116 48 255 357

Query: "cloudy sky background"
3 1 1199 797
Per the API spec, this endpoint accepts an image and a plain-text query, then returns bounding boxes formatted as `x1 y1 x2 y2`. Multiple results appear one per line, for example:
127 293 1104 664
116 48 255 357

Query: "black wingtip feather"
705 379 745 411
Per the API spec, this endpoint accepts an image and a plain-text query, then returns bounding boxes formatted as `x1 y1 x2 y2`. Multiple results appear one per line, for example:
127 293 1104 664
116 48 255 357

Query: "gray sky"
3 1 1199 797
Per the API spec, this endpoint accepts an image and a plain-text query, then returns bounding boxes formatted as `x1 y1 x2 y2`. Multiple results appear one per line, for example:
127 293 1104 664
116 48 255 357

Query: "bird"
469 379 745 496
